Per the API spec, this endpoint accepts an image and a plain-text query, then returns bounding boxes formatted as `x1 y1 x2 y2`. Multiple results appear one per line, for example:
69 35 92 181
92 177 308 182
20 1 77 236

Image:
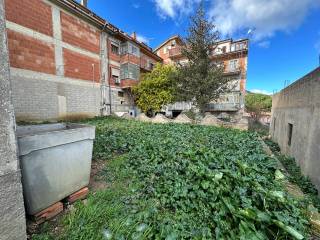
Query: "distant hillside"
245 91 272 112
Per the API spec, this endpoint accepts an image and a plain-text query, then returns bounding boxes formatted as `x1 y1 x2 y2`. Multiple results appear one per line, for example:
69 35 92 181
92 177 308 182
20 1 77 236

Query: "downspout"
106 34 112 115
101 22 112 115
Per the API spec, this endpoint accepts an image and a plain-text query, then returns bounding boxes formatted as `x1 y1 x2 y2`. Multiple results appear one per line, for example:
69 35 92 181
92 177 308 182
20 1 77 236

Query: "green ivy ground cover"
33 117 311 240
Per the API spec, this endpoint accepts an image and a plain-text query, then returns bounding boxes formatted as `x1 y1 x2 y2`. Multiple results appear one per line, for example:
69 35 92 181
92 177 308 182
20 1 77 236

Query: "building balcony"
140 59 154 71
168 47 182 58
212 48 248 58
120 53 140 66
223 67 241 75
120 79 139 89
205 102 241 112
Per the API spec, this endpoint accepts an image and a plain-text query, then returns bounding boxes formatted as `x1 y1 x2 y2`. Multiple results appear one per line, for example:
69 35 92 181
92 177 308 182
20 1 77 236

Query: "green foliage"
265 139 320 210
245 93 272 121
35 118 311 239
132 63 176 115
174 4 230 114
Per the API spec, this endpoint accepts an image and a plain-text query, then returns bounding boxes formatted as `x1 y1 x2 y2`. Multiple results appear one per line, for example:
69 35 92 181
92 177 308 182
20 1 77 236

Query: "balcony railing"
168 47 182 58
224 67 241 75
166 101 192 111
206 102 241 112
213 42 248 57
120 79 139 88
140 59 153 71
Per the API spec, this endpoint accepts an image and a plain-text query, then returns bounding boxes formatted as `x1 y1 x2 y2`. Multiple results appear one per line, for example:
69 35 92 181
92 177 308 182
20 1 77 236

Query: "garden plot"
33 117 313 240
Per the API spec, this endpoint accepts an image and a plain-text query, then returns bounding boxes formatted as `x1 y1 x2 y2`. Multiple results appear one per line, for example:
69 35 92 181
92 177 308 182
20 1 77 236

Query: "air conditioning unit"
114 77 121 84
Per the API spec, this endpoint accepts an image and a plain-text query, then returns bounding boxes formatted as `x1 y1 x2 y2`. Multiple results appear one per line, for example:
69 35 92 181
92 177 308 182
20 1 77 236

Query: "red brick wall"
64 49 100 82
5 0 53 36
120 54 140 65
61 12 100 54
7 30 55 74
121 79 138 88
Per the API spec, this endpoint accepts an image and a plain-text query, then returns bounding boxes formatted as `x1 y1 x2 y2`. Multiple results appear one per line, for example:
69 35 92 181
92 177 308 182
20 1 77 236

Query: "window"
131 45 138 55
120 63 140 80
111 68 120 84
288 123 293 146
118 91 124 97
120 42 128 55
121 42 140 56
111 43 119 55
222 46 226 53
229 60 239 71
171 40 176 47
113 75 120 84
149 62 154 70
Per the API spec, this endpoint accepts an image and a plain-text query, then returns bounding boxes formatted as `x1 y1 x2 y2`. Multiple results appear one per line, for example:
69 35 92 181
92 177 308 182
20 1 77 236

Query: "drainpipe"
101 23 112 115
107 44 112 115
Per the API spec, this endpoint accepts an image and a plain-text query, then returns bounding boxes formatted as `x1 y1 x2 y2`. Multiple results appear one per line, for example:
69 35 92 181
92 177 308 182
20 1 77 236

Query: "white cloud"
257 40 270 48
250 89 273 95
153 0 200 19
209 0 320 41
136 34 150 44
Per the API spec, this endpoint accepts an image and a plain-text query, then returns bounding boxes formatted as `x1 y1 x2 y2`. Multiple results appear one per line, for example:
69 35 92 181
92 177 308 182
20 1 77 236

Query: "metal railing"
206 102 241 111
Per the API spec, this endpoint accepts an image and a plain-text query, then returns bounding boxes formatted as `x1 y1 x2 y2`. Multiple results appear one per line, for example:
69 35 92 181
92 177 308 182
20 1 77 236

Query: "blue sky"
85 0 320 95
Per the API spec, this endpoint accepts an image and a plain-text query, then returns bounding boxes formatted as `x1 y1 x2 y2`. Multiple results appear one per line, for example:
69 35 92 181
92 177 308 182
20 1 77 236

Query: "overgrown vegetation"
265 139 320 210
33 117 312 239
245 93 272 122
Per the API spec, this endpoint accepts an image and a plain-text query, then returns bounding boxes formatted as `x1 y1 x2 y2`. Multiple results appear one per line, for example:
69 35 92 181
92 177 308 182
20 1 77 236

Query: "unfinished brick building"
155 36 249 119
4 0 162 121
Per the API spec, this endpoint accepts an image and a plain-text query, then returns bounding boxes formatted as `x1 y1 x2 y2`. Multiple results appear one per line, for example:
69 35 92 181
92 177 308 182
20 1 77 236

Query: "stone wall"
0 0 27 238
270 67 320 193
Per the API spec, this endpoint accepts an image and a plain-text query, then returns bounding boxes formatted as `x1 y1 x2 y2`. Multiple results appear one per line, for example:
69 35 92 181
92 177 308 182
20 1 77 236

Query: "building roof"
153 35 184 52
51 0 162 61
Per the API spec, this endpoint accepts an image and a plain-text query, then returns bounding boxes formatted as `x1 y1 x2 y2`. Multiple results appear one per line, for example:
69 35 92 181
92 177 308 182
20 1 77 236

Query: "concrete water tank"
16 123 95 215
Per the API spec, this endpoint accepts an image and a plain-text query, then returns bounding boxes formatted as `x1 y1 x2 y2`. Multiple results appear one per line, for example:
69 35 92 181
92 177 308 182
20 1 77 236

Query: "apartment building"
4 0 162 121
155 36 248 119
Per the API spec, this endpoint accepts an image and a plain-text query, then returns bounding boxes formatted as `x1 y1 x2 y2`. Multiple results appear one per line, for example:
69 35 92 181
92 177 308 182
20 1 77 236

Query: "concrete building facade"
155 36 249 119
270 67 320 192
4 0 161 121
0 0 27 238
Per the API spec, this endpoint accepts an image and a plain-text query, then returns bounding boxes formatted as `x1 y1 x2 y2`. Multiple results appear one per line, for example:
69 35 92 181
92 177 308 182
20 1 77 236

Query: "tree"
245 93 272 121
174 3 230 114
132 63 176 116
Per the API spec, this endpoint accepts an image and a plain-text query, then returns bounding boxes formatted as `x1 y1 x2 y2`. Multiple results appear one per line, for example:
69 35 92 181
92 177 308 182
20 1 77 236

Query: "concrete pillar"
52 5 64 76
0 0 27 239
